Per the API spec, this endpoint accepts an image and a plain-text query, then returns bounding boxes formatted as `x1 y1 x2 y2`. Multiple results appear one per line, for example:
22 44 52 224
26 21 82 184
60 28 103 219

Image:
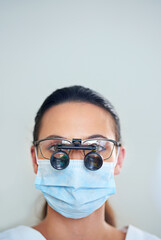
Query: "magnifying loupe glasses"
50 139 103 171
34 138 121 171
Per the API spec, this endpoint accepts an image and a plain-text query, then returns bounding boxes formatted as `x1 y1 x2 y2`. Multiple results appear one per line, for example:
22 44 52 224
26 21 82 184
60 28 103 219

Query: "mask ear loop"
113 146 120 167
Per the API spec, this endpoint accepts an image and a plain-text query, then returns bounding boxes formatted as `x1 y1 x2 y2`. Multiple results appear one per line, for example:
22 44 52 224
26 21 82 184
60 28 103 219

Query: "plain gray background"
0 0 161 238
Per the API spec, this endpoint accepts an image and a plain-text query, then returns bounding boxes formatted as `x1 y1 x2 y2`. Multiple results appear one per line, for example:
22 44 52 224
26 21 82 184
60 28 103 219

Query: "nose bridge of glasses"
70 139 84 160
72 138 82 146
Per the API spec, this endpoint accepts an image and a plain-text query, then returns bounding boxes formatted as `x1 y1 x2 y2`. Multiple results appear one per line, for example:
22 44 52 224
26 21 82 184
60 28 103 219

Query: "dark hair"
33 85 121 143
33 85 121 227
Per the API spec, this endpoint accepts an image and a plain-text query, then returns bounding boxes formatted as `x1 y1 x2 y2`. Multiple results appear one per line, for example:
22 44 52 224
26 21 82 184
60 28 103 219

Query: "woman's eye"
48 144 58 152
95 145 106 152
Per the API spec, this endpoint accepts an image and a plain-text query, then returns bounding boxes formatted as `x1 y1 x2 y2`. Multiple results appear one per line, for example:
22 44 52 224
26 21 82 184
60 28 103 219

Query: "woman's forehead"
38 102 115 140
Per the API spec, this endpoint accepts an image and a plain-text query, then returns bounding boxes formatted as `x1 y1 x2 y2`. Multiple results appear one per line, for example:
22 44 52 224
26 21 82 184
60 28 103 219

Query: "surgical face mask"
34 150 119 219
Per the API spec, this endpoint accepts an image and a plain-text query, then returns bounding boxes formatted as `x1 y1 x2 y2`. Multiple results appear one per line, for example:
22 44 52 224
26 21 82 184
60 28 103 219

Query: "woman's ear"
31 145 38 174
114 146 126 175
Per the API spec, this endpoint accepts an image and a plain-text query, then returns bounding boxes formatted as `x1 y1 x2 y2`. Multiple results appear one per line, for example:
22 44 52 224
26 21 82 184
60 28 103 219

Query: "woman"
0 85 160 240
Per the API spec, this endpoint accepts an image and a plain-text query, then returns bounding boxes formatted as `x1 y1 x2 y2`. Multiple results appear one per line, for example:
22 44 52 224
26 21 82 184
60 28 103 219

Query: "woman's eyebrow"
45 134 65 139
86 134 107 139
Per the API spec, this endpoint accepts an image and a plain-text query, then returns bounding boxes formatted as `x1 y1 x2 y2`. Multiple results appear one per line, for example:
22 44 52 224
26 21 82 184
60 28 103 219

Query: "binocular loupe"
50 139 103 171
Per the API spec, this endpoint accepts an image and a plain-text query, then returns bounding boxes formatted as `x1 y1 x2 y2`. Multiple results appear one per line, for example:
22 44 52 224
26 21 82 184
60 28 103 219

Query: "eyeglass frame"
33 137 121 161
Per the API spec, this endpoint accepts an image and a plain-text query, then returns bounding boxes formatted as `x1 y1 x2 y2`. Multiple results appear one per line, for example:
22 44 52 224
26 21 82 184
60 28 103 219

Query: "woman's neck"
33 204 126 240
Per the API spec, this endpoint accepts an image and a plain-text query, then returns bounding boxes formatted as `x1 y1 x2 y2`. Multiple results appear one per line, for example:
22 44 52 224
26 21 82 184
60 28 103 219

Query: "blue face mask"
35 155 118 219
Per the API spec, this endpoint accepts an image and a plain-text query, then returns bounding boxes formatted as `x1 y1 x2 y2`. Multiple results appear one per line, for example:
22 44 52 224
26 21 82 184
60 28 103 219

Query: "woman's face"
31 102 125 174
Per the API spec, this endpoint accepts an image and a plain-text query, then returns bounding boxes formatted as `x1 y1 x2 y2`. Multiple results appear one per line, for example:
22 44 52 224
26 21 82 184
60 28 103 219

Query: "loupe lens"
84 152 103 171
50 151 69 170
